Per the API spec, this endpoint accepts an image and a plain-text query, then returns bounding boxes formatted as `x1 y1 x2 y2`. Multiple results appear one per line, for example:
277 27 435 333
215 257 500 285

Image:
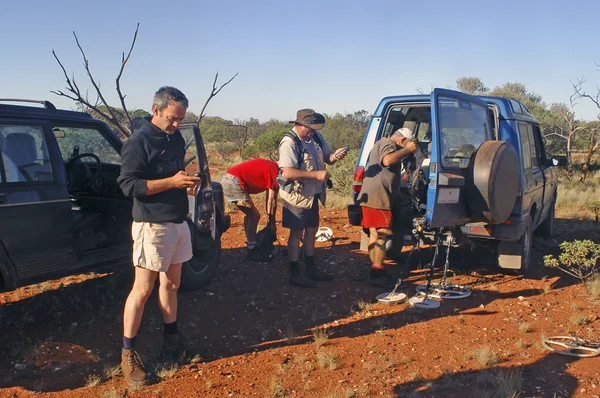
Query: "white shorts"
131 221 193 272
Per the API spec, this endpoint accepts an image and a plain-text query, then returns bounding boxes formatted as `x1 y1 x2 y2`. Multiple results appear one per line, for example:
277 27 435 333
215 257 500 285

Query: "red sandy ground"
0 209 599 398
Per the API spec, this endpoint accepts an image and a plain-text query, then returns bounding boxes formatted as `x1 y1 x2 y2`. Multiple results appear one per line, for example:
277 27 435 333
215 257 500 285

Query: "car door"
177 123 215 239
518 123 544 226
0 120 76 283
426 89 494 228
531 124 553 222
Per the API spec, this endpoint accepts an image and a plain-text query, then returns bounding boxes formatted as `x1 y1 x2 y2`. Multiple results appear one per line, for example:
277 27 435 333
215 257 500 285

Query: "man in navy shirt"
117 86 200 385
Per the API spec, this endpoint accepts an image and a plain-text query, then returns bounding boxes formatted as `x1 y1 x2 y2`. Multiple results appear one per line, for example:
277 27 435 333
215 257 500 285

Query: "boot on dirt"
366 266 397 289
289 262 316 288
160 333 202 364
121 348 148 386
305 262 334 281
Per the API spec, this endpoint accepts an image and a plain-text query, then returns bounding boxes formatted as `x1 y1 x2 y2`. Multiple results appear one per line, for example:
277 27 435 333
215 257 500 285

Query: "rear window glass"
438 97 491 168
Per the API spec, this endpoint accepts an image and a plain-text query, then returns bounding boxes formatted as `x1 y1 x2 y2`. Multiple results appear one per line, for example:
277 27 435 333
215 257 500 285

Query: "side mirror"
551 156 568 167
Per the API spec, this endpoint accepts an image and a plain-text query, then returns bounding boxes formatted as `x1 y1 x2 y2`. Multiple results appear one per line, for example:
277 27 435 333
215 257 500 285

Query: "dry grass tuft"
155 363 179 379
473 347 501 367
312 327 333 345
85 374 102 387
316 349 339 370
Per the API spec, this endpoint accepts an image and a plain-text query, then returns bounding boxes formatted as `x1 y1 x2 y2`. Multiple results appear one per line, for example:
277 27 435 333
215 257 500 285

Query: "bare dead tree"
52 24 238 139
559 85 586 172
196 72 239 125
573 77 600 118
52 24 140 138
580 128 599 182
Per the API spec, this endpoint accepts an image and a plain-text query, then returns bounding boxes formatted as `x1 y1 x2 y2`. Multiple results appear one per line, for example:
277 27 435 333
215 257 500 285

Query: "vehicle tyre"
518 217 533 271
466 141 519 224
181 223 221 290
537 198 555 239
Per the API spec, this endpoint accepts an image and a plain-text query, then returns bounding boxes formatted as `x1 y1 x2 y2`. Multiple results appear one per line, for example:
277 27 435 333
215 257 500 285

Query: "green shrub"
544 240 600 294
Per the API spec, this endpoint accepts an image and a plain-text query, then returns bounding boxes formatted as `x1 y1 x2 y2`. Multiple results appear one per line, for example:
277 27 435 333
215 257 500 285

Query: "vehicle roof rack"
0 99 57 111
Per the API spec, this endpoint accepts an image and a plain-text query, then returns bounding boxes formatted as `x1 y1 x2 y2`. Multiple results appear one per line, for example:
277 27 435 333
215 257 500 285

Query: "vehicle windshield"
438 97 490 168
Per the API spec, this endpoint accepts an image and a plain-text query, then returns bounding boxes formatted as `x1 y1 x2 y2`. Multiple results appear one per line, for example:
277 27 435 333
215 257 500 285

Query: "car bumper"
460 215 528 242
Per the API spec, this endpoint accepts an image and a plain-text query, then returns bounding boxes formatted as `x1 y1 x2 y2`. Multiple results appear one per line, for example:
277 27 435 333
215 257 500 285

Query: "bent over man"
117 86 201 385
357 128 417 286
278 109 349 288
221 158 279 261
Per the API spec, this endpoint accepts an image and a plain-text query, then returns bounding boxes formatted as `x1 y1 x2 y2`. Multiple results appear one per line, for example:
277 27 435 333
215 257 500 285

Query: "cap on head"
393 127 414 141
290 108 326 131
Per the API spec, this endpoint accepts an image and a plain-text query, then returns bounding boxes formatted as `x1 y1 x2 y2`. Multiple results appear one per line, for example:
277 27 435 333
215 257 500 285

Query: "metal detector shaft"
386 238 420 297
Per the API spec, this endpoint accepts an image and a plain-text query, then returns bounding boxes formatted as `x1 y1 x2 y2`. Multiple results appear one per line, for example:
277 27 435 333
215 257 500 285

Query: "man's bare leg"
158 263 182 324
123 267 158 339
237 199 260 245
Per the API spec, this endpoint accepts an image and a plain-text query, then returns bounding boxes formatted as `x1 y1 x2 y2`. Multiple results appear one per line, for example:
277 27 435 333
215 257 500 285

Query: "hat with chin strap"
290 108 326 130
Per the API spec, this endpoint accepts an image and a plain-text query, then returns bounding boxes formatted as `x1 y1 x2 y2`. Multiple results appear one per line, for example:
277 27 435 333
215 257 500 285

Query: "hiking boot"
160 333 202 364
305 263 333 281
366 275 398 289
366 267 398 289
121 348 147 385
289 263 316 288
247 247 272 262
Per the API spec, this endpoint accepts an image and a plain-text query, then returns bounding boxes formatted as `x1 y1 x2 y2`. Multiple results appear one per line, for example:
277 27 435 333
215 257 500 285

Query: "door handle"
0 193 6 203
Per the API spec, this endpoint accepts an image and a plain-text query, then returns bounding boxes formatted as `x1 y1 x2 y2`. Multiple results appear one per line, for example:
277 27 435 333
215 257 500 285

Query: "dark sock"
164 321 179 335
304 255 315 266
123 336 136 350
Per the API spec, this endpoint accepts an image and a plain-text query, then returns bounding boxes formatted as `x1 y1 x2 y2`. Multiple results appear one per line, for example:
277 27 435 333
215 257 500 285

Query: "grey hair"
153 86 189 111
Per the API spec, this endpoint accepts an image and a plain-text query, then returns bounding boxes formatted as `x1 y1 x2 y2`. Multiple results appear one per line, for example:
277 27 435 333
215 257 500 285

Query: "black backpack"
255 219 277 261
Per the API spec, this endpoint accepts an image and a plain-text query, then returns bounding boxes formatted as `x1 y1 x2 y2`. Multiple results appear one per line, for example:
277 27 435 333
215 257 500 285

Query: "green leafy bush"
544 240 600 293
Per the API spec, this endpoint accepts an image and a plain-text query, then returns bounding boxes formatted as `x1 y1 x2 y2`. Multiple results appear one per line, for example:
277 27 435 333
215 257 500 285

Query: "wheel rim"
186 237 218 274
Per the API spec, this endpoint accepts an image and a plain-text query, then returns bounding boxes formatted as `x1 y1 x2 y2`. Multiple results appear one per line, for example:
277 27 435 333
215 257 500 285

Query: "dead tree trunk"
580 128 598 182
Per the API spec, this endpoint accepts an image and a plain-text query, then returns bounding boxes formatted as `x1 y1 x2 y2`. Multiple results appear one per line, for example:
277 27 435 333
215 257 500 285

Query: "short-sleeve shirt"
226 158 279 194
357 138 402 210
278 130 333 195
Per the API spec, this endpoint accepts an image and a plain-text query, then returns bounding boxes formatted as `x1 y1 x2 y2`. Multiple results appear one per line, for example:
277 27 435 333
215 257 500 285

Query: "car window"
0 124 54 183
518 123 532 170
438 97 490 168
531 124 546 167
54 125 121 164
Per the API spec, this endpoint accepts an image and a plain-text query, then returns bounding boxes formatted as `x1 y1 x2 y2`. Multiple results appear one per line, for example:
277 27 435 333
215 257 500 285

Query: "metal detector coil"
543 336 600 358
376 292 407 305
408 295 440 309
415 283 471 299
315 226 333 242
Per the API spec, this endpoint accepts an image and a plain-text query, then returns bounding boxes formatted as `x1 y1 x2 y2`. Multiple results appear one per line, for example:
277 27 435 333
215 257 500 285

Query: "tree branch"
116 23 139 135
196 72 239 125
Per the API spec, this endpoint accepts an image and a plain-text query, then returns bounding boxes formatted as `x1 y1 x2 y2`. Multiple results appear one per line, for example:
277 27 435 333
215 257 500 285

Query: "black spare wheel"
466 140 519 224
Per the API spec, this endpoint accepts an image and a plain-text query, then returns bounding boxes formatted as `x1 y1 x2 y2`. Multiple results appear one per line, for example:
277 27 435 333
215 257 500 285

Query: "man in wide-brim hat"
277 108 349 288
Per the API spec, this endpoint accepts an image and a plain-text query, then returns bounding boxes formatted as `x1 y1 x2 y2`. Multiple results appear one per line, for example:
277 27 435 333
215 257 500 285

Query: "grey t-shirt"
278 130 333 196
357 138 402 210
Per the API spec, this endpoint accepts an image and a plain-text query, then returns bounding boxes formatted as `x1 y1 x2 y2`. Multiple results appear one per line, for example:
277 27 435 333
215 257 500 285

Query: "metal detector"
408 232 442 309
415 232 471 300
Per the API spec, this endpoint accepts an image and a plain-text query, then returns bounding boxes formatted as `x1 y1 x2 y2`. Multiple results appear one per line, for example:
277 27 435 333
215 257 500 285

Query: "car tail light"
466 224 492 236
353 166 364 193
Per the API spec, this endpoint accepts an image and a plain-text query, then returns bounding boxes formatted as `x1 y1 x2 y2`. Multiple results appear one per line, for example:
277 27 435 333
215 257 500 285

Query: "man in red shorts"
222 158 279 261
357 128 417 285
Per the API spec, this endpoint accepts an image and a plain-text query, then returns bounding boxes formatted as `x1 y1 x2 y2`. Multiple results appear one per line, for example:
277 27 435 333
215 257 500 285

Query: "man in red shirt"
222 158 279 261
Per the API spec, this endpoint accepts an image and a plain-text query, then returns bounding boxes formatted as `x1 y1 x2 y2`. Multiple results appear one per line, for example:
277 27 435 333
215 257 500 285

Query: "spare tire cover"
466 140 519 224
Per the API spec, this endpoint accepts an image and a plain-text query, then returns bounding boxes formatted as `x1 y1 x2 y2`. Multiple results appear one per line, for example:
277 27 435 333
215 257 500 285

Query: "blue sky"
2 0 599 122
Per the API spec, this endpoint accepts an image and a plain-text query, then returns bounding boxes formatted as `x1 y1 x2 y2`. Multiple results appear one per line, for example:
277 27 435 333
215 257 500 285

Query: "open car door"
425 89 518 228
178 123 214 237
